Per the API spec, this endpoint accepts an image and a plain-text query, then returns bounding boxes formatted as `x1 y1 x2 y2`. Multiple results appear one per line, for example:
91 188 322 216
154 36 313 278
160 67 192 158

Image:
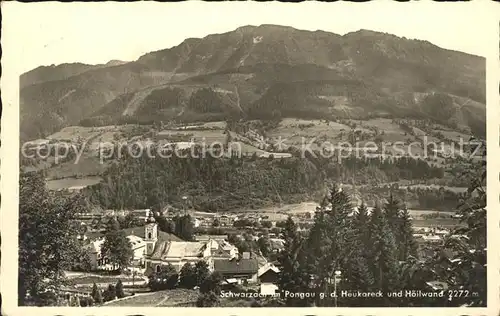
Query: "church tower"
144 212 158 255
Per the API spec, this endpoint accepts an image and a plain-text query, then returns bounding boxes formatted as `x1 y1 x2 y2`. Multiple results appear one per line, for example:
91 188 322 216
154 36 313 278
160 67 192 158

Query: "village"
56 199 463 307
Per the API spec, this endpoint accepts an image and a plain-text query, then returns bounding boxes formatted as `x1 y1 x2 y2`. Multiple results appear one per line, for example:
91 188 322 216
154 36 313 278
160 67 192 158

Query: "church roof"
150 241 208 260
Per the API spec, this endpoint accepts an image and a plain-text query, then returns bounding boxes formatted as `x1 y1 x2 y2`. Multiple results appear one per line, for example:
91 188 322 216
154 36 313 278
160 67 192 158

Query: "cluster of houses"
412 226 450 244
80 213 282 295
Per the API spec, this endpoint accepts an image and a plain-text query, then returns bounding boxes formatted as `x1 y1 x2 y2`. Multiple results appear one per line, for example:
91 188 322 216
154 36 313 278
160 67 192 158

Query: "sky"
3 1 496 75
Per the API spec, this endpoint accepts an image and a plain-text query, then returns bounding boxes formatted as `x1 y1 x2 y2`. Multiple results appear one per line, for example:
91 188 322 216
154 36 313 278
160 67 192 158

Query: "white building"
83 235 147 270
143 214 237 274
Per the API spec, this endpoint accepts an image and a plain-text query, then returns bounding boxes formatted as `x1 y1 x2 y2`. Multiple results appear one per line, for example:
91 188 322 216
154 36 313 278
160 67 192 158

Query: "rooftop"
150 241 207 260
214 258 259 275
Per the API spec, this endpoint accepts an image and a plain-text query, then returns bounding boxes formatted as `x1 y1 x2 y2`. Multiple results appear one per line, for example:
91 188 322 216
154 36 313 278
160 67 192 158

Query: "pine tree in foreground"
384 193 401 240
115 279 125 298
91 283 103 305
342 203 374 305
397 208 418 261
278 216 310 307
367 205 400 304
305 186 354 307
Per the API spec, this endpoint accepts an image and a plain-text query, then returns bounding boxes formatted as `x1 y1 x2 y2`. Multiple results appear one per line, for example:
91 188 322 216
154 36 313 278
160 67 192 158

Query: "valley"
16 22 487 308
21 116 480 216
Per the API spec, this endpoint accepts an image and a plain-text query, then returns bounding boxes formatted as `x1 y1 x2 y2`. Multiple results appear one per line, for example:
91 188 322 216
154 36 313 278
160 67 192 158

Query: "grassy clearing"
45 154 109 180
156 289 199 306
48 126 102 142
46 176 102 190
66 275 136 285
105 289 198 306
412 218 463 228
105 291 167 306
47 125 150 143
234 202 318 221
157 130 227 143
268 118 351 146
407 209 455 220
436 129 471 142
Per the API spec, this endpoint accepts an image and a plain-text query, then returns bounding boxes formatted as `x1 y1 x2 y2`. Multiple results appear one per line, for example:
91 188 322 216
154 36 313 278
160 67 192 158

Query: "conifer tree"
91 283 103 305
305 186 353 306
384 193 401 237
103 284 116 302
367 205 399 301
398 208 418 261
342 203 374 301
91 282 99 300
278 216 310 307
115 280 125 298
354 202 370 248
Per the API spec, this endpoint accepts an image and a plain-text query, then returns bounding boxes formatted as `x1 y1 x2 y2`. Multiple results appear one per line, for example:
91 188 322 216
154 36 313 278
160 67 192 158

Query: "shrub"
115 280 125 298
148 264 179 291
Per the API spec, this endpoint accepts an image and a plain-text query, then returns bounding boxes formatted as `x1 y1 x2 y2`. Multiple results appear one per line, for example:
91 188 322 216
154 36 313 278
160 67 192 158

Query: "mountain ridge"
20 24 485 140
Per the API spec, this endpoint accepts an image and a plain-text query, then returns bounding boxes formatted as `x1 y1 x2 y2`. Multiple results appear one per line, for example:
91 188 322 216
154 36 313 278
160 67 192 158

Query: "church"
143 213 238 275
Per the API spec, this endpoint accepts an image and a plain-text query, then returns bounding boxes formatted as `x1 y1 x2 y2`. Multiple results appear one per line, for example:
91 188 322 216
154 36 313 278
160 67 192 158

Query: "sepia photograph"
1 1 498 314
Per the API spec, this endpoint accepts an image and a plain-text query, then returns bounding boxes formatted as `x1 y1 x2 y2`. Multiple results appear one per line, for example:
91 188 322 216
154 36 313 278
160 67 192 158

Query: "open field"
48 126 103 142
354 118 419 143
157 129 227 143
170 121 226 130
233 202 319 221
407 209 455 219
437 129 471 142
45 125 158 145
105 289 198 306
66 275 137 286
45 153 109 179
264 118 450 158
267 118 352 147
412 218 463 228
400 184 468 193
46 176 102 190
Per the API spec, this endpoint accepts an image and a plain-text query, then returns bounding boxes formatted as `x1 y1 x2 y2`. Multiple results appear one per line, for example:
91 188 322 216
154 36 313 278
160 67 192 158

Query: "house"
209 240 238 261
269 238 285 253
421 235 442 243
192 218 202 228
213 257 259 284
257 263 280 284
426 281 448 291
195 235 228 242
258 152 292 159
434 229 450 236
260 283 279 296
217 240 238 258
128 209 152 221
83 235 147 270
128 235 147 266
217 215 232 227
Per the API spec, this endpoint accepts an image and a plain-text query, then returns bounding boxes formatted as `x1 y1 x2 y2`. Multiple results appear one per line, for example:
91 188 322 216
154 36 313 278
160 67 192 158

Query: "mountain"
20 63 100 89
20 60 130 88
20 25 486 140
